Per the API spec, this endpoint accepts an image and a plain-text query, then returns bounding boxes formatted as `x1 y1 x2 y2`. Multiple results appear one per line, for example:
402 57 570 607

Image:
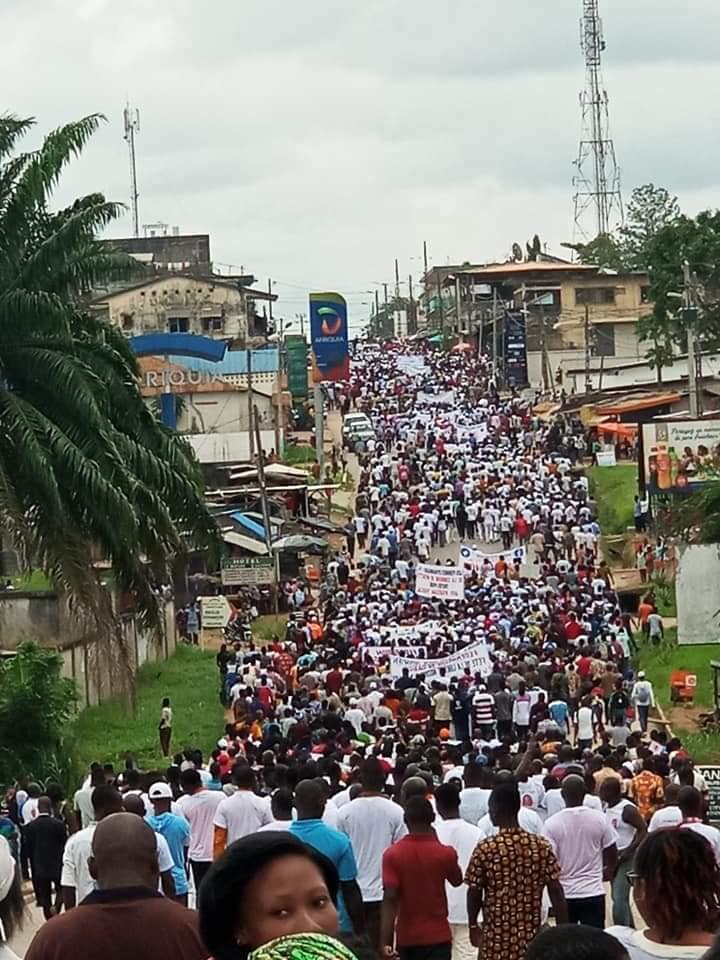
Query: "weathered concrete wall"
0 592 176 707
677 544 720 645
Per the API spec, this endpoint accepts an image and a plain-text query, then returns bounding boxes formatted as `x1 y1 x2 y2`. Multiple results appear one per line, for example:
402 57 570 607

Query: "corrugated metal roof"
169 347 280 374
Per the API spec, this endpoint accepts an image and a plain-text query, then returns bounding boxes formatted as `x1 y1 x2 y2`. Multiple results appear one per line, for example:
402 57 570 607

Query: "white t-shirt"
73 786 96 829
577 706 594 741
545 791 602 818
459 787 491 826
680 821 720 865
605 926 710 960
175 789 224 862
61 825 96 902
155 832 174 875
648 805 682 833
605 799 637 852
477 808 543 839
434 818 482 924
337 796 406 901
543 806 617 898
257 819 293 832
213 790 273 844
21 798 39 826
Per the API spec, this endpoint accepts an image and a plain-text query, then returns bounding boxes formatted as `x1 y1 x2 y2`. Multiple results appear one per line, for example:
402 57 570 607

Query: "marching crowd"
1 341 717 960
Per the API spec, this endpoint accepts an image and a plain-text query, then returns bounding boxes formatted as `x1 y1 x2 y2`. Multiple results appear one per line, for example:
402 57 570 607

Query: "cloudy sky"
3 0 720 329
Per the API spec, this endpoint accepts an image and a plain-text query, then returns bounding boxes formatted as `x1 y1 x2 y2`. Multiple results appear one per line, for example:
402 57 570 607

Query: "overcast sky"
3 0 720 329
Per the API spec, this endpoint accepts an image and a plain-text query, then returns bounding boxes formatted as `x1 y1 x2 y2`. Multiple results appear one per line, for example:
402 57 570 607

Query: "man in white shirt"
458 760 493 826
337 758 406 952
61 785 124 908
648 783 683 832
434 784 481 960
678 786 720 864
73 769 105 830
213 765 272 856
543 774 617 929
175 768 224 891
345 698 366 735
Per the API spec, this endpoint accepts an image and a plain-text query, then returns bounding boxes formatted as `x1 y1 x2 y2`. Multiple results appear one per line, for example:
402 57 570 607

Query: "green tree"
0 642 78 786
564 232 628 271
620 183 680 271
0 114 218 635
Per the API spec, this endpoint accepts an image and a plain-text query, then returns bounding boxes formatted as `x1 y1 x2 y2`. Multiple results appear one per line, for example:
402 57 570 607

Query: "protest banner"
459 544 526 575
389 640 493 682
417 389 455 406
364 645 427 663
416 563 465 600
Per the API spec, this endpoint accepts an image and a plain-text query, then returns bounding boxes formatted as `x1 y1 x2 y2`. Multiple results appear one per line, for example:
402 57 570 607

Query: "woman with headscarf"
0 835 24 960
199 832 341 960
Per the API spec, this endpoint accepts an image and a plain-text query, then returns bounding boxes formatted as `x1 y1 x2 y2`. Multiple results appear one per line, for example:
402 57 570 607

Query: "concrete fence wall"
0 591 176 708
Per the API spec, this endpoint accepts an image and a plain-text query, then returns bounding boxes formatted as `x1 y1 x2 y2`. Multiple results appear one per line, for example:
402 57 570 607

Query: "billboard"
285 334 309 399
642 420 720 493
497 311 528 388
309 292 349 382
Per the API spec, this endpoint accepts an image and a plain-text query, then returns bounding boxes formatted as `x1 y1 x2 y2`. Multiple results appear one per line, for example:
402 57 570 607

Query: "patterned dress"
465 827 561 960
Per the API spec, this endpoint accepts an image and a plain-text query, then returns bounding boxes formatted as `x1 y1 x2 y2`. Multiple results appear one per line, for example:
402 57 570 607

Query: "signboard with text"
416 563 465 601
309 292 350 382
642 420 720 494
221 557 275 586
199 595 232 629
697 766 720 823
285 334 309 399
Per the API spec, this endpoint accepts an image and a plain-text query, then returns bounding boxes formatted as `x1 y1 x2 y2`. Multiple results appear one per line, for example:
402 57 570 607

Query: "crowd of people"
1 341 717 960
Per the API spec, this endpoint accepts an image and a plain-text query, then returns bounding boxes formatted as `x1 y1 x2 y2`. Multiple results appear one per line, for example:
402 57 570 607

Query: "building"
91 274 276 343
419 258 653 390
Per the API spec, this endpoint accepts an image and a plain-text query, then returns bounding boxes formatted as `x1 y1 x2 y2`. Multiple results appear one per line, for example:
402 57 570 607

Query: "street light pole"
684 259 699 418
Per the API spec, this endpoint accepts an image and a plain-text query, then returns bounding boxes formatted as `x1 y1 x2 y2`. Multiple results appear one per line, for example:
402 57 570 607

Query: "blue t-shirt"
146 811 190 895
289 819 358 932
549 700 569 726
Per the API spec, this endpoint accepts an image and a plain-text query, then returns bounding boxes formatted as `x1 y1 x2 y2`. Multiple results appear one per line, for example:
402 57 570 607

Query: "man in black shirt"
24 795 67 918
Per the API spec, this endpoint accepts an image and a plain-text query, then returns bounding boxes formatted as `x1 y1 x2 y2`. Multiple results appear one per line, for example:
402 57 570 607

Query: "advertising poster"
309 292 350 382
416 563 465 600
642 420 720 493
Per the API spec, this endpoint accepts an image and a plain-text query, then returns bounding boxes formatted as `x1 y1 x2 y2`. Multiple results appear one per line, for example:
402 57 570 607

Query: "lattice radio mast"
572 0 623 241
123 102 140 238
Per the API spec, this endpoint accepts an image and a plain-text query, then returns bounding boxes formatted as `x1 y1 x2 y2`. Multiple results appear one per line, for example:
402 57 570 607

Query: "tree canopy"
0 113 218 629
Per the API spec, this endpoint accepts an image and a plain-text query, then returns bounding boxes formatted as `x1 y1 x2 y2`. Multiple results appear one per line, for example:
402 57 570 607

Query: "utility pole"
491 286 499 380
584 303 592 392
268 279 274 326
383 283 389 338
684 259 700 418
314 382 324 475
246 348 255 460
394 258 400 301
408 274 415 335
253 406 279 613
423 240 428 276
437 276 445 336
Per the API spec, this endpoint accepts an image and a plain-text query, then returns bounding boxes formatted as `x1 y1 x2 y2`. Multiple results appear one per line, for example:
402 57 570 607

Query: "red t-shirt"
382 834 462 946
576 655 592 679
565 620 583 641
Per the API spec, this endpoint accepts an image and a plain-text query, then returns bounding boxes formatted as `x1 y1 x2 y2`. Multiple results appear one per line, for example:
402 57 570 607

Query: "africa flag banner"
309 292 349 382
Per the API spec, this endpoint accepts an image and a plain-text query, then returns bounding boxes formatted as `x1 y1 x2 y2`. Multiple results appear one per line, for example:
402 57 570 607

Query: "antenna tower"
572 0 623 241
123 103 140 238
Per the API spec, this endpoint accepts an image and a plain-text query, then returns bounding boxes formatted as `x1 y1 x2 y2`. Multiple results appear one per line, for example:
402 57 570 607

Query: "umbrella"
272 534 329 553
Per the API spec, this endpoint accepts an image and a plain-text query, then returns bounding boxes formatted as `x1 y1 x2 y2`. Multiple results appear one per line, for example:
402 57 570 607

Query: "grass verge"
589 463 638 537
70 645 223 773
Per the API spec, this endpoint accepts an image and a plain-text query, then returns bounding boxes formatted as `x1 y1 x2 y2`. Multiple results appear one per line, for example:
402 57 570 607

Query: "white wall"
187 430 280 463
677 543 720 645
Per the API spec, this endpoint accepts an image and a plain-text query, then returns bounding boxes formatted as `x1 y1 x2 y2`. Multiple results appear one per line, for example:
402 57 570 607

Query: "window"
168 316 189 333
203 316 224 333
575 286 616 305
641 285 652 304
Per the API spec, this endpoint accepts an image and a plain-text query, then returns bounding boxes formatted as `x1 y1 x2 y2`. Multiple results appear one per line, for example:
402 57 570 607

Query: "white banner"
459 544 527 574
390 640 493 682
416 563 465 600
364 645 427 662
416 389 455 406
396 355 428 376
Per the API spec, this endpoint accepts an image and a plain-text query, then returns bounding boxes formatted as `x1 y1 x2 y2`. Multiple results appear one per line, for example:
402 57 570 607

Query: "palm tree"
0 113 218 668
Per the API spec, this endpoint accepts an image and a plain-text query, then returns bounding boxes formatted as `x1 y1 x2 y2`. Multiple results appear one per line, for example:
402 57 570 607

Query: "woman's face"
236 854 338 949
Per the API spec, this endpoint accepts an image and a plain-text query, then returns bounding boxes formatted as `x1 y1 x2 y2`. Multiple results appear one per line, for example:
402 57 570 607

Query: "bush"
0 642 78 790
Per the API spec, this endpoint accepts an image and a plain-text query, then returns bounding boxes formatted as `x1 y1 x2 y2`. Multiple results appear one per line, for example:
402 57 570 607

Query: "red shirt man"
382 797 462 956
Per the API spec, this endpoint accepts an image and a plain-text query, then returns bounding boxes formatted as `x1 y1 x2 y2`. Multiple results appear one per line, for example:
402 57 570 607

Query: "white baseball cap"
148 782 173 801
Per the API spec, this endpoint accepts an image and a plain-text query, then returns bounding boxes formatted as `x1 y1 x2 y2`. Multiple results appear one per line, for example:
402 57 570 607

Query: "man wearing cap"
145 782 190 905
631 671 655 733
